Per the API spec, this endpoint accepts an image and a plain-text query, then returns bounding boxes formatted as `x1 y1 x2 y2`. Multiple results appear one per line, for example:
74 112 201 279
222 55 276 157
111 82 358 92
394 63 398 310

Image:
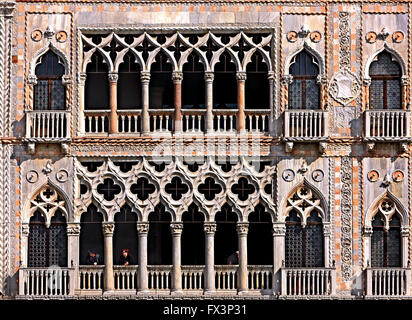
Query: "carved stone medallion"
56 169 69 183
329 68 361 105
26 170 39 183
367 170 379 182
312 169 324 182
282 169 295 182
392 170 404 183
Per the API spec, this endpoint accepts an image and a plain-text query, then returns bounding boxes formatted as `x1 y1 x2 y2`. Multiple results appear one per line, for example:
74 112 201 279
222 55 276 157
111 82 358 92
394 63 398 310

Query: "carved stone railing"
364 110 411 141
114 265 139 291
182 109 206 133
284 110 329 141
245 110 270 133
213 109 237 133
117 110 142 134
280 268 336 296
147 265 172 291
181 265 204 290
247 265 273 291
365 268 410 297
149 109 174 133
78 265 104 292
19 267 74 297
84 110 110 134
25 110 71 141
215 265 238 291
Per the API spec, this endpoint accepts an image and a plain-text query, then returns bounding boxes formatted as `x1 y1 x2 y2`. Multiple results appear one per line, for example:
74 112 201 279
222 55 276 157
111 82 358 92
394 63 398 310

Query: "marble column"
363 226 373 268
316 74 327 110
401 76 409 110
18 224 30 295
363 78 371 110
204 72 214 134
236 72 246 133
67 223 81 295
137 222 149 293
267 71 275 134
236 222 248 294
401 226 409 268
170 222 183 293
108 72 118 134
102 222 115 292
203 222 216 294
77 73 87 135
141 72 150 135
172 72 183 133
272 222 286 295
323 223 331 268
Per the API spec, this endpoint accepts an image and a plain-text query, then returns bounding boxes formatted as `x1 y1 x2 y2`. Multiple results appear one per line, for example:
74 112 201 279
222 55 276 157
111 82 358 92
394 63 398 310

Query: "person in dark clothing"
86 249 101 265
227 251 239 265
119 249 134 266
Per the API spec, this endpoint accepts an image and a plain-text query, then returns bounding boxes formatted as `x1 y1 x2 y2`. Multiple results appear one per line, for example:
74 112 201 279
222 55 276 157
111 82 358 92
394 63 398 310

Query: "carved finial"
44 25 55 39
379 27 389 40
299 25 310 38
382 173 391 188
42 160 53 175
298 160 308 175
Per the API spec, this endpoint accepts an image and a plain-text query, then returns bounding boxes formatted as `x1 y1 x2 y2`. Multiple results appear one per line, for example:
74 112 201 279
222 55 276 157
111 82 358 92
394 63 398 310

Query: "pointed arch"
30 42 70 77
364 44 406 80
284 42 325 76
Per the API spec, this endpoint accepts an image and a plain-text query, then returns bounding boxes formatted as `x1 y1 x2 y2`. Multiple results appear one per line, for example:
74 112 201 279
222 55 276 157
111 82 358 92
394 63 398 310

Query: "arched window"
181 203 205 265
247 203 272 265
28 210 67 267
371 212 401 267
182 52 205 109
369 51 402 109
148 204 172 265
118 50 141 110
285 210 324 268
246 52 269 109
215 203 238 265
80 204 104 265
85 52 109 110
113 205 138 265
288 50 320 110
150 51 173 109
214 50 237 109
34 50 66 110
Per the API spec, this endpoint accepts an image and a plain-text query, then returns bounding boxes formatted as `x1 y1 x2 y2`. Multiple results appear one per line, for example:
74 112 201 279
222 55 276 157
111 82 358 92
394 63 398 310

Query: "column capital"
62 75 72 86
102 222 115 236
172 71 183 84
281 74 293 85
236 72 247 81
137 222 150 234
108 72 118 83
316 74 327 86
170 222 183 235
78 72 87 85
363 78 372 87
272 223 286 236
236 222 249 235
141 71 151 83
322 223 331 237
267 71 275 81
203 222 217 234
204 72 214 82
363 226 373 236
401 75 409 87
401 226 410 237
67 223 81 235
27 75 37 86
22 223 30 237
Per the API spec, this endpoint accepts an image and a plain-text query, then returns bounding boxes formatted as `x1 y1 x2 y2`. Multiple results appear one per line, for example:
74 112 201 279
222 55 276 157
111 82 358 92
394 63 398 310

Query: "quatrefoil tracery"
286 186 322 220
30 186 68 220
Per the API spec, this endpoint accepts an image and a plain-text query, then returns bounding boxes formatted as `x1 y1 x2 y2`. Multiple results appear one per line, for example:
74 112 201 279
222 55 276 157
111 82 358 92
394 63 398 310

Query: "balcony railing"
182 265 204 290
364 110 411 141
114 265 138 291
280 268 336 296
84 110 109 134
78 265 104 292
365 268 410 297
215 265 238 291
147 265 172 291
25 110 71 141
284 110 329 141
19 267 74 297
248 265 273 291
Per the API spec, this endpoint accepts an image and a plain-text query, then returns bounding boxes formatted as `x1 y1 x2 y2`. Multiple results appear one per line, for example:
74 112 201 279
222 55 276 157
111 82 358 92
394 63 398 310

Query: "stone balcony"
283 110 329 153
364 267 411 298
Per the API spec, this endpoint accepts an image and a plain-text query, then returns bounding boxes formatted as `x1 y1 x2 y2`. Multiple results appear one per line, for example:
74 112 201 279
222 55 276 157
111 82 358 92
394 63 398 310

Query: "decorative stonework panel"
341 157 353 281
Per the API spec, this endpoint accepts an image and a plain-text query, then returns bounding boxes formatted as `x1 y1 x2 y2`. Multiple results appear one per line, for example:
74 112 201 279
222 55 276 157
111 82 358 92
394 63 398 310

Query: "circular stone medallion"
282 169 295 182
367 170 379 182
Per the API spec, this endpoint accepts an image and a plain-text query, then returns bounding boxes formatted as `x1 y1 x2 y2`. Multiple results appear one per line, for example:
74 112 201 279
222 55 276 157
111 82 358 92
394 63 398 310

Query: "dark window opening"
231 177 256 201
181 203 205 265
118 51 141 110
96 178 121 201
80 161 104 172
114 205 137 265
369 51 402 109
80 204 104 265
150 52 173 109
214 51 237 109
182 52 205 109
246 53 269 109
112 161 139 173
85 53 109 110
288 50 320 110
131 177 156 201
148 204 172 265
165 176 189 201
198 177 222 201
248 204 272 265
34 50 66 110
215 203 238 265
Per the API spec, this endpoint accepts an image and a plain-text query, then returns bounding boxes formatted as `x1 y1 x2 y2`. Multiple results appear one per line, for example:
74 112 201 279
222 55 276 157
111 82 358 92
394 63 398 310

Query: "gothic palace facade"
0 0 411 300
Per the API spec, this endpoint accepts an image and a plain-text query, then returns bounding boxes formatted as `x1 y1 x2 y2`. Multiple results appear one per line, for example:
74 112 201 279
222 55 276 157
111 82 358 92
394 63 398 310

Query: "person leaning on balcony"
86 249 101 266
227 251 239 265
119 249 134 266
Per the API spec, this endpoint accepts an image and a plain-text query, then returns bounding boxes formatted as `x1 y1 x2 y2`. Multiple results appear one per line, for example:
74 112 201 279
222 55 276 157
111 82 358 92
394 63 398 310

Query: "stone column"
363 226 373 268
21 224 30 268
141 72 150 135
102 222 115 293
203 222 216 294
77 73 87 135
281 75 293 110
236 72 246 133
236 222 248 294
108 72 118 134
272 222 286 295
323 223 331 268
363 78 371 110
137 222 149 293
401 76 409 110
401 226 409 268
67 223 81 294
172 71 183 134
170 222 183 293
267 71 275 134
204 72 214 134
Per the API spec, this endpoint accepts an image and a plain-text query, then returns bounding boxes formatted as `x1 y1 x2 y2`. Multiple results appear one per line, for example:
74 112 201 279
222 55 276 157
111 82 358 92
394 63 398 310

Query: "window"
85 52 109 110
34 50 66 110
80 204 104 265
182 51 205 109
150 51 173 109
369 51 402 109
371 213 401 267
118 51 141 110
285 211 324 268
246 52 269 109
214 50 237 109
288 50 320 110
